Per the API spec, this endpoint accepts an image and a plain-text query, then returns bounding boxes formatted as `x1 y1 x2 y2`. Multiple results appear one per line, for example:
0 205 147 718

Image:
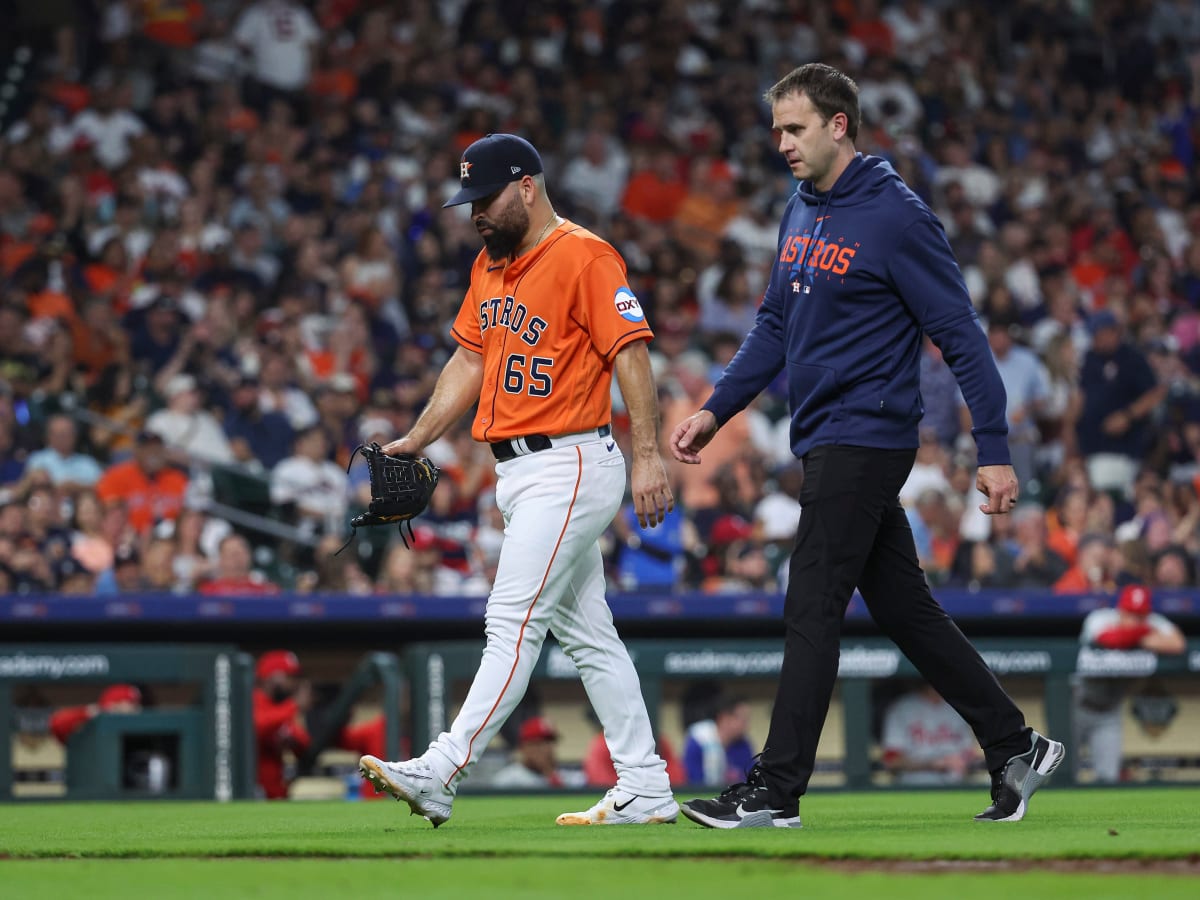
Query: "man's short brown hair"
764 63 861 141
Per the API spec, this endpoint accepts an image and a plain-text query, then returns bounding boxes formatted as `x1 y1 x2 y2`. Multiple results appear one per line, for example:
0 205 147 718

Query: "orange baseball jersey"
450 220 653 442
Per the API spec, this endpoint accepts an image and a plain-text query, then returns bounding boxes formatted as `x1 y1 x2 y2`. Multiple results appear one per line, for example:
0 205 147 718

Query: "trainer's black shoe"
974 730 1065 822
680 763 802 829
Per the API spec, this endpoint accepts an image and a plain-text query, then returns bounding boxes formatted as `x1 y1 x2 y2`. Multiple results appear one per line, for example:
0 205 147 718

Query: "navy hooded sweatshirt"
703 154 1011 467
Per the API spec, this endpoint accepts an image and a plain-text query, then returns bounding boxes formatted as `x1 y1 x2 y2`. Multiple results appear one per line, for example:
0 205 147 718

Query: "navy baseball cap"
443 133 544 208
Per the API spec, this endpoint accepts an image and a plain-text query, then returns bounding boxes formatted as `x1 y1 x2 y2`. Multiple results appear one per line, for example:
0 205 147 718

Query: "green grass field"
2 788 1197 899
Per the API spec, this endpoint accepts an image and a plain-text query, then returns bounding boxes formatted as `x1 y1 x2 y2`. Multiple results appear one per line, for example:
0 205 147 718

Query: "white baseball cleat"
359 755 454 827
556 788 679 826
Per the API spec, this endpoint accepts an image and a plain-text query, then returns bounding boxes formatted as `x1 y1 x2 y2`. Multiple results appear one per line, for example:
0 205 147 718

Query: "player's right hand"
381 436 422 458
669 410 718 464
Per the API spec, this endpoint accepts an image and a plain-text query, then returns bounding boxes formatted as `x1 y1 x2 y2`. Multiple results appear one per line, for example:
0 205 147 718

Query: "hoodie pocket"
786 362 840 420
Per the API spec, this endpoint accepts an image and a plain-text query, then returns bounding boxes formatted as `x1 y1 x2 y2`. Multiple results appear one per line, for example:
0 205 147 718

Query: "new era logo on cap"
444 134 544 208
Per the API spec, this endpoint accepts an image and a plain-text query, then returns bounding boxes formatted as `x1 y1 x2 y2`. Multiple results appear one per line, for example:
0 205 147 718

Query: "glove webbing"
333 444 421 556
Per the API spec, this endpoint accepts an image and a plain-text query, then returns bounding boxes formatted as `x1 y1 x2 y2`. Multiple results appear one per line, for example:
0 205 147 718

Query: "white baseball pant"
423 434 671 797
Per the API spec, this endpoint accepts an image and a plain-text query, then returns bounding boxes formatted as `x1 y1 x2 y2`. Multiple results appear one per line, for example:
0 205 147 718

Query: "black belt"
490 425 611 462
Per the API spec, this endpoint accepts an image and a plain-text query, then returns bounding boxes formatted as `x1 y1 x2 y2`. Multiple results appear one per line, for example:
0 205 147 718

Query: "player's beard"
477 193 530 261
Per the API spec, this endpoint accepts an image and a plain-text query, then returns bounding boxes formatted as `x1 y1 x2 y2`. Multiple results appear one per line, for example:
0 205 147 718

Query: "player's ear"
520 175 539 205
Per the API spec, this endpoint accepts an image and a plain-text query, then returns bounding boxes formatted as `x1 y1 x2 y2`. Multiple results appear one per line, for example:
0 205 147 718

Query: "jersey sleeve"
450 286 484 352
576 251 652 360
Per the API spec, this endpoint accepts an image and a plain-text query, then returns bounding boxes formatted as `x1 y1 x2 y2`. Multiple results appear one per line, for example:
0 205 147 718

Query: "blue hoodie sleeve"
700 209 790 426
887 218 1011 467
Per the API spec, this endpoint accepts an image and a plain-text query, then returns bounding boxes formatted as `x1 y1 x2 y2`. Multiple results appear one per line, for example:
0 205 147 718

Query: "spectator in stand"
1054 532 1117 595
561 128 630 226
621 143 688 226
698 261 760 339
85 363 149 463
611 499 697 592
69 490 114 575
270 426 349 538
881 682 981 786
1076 310 1164 496
683 694 755 787
145 373 235 466
968 311 1049 491
1007 504 1069 588
488 717 565 790
374 539 436 596
25 483 74 580
95 542 147 595
56 76 145 171
1074 585 1185 782
234 0 321 110
127 294 186 380
199 533 279 596
1046 486 1090 567
24 414 102 492
95 430 188 534
257 351 319 433
660 351 751 514
1152 545 1196 589
223 372 294 471
918 338 964 451
672 158 744 262
49 684 142 744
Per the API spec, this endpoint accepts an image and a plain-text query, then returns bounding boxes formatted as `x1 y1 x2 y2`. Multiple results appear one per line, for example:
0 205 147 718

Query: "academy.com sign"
664 650 785 676
0 653 110 679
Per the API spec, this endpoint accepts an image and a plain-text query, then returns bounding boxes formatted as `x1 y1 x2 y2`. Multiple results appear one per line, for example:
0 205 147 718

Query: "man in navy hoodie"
670 63 1064 828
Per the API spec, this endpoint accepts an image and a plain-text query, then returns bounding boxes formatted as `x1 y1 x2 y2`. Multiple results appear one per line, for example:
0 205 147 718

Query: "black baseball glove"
335 443 440 553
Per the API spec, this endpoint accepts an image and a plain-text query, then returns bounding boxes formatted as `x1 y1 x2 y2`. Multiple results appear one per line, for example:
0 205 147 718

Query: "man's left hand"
977 464 1019 515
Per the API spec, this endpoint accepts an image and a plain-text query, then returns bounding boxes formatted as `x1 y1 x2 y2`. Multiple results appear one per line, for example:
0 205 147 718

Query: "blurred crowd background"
2 0 1200 599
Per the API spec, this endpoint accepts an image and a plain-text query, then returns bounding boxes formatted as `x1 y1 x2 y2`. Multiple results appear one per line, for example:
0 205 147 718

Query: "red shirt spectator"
199 534 280 596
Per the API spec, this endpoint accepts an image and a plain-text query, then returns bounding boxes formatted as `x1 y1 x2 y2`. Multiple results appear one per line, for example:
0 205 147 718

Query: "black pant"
759 445 1031 799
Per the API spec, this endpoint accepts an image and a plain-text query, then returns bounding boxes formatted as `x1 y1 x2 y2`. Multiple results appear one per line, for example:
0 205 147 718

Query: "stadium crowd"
2 0 1200 598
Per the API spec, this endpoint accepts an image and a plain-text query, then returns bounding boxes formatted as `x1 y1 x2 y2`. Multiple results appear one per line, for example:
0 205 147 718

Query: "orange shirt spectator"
622 148 689 225
27 288 76 326
672 159 744 260
1052 534 1115 594
95 432 188 533
142 0 205 48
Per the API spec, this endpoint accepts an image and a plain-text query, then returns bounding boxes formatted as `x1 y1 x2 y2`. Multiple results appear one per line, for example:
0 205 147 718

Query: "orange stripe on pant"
444 447 584 788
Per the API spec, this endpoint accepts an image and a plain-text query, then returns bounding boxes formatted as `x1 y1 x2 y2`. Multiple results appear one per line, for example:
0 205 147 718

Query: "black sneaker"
680 764 803 829
974 730 1065 822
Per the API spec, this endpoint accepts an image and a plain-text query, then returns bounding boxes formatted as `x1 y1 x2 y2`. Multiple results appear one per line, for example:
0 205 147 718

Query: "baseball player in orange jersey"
359 133 679 827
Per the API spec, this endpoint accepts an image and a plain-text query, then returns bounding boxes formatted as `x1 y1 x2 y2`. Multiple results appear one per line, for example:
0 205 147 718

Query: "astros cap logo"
460 161 473 181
